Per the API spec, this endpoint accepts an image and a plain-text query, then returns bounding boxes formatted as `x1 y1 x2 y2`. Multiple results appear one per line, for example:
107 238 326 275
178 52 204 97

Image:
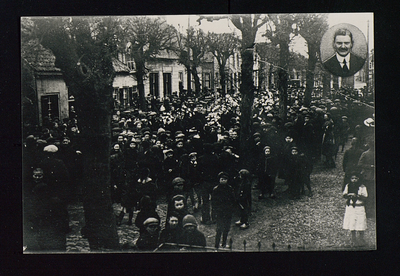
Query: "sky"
164 13 374 57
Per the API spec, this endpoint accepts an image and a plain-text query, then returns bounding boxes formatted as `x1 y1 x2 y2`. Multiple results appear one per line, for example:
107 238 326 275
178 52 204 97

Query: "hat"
189 152 197 157
218 171 229 180
364 118 374 127
36 139 48 145
157 128 166 134
182 215 197 228
291 146 298 151
164 148 174 155
172 194 186 203
143 217 159 226
341 116 348 120
172 177 185 185
43 145 58 153
263 145 271 151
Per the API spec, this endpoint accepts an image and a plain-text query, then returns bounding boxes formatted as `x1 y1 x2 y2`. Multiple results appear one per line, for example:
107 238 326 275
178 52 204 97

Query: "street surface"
65 137 376 252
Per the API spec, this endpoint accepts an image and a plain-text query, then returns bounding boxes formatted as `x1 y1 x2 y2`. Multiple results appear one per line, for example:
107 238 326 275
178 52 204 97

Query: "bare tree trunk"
77 80 120 251
304 68 315 107
278 41 290 122
220 66 226 97
136 62 147 111
239 48 255 169
191 65 201 96
36 18 120 251
322 70 331 98
278 69 288 122
186 65 191 97
80 111 120 250
304 44 318 107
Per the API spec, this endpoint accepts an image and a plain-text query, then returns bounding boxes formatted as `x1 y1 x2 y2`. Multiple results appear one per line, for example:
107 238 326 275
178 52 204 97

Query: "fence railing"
152 239 373 252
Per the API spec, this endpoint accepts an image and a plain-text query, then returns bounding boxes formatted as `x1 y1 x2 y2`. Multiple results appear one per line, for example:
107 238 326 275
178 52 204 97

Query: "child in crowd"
235 169 252 230
135 217 160 251
178 215 206 251
166 194 189 228
257 146 277 199
212 172 236 249
342 171 368 247
159 212 182 251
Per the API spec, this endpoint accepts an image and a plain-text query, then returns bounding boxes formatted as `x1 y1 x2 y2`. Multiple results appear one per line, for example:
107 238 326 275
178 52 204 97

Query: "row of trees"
22 14 329 250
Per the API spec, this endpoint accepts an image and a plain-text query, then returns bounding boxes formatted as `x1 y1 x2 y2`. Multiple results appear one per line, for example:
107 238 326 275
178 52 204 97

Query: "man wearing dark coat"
342 137 364 191
38 145 70 205
197 143 220 224
322 28 365 77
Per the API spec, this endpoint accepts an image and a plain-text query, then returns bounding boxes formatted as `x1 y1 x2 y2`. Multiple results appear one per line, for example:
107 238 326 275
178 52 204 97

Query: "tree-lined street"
22 14 375 253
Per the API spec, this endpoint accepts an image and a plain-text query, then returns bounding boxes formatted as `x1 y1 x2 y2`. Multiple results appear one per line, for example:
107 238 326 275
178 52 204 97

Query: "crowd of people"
23 86 375 251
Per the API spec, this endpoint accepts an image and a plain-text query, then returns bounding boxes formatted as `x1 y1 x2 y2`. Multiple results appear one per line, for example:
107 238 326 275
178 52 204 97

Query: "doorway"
41 94 59 122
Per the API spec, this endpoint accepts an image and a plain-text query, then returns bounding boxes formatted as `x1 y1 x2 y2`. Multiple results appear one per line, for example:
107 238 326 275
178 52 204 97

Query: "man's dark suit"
323 53 366 77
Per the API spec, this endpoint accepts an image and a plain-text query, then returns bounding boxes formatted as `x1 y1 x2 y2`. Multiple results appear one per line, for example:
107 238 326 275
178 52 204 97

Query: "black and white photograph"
321 23 368 78
21 13 375 253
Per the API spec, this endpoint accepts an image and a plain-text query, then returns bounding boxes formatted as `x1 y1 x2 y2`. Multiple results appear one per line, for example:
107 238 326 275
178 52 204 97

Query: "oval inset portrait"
320 23 367 78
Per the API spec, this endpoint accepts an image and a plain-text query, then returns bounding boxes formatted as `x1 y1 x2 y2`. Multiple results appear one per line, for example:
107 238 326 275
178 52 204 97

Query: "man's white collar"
336 53 350 68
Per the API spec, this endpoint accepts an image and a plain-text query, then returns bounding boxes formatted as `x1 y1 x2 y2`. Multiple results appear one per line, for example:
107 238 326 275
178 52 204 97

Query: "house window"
119 88 124 107
179 72 183 82
118 52 126 63
113 88 118 100
127 61 135 71
150 73 159 98
215 73 219 87
204 73 211 89
123 88 128 106
163 73 172 97
41 94 59 122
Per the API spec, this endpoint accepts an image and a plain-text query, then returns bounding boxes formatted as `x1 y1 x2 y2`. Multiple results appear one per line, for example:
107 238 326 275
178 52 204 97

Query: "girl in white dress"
342 171 368 246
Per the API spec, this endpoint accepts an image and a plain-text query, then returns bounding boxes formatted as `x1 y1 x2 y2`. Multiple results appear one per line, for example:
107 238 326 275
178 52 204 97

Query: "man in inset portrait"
323 28 366 77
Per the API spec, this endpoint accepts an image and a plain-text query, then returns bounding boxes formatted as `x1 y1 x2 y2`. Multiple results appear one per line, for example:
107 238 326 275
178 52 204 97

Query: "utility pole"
366 20 370 95
187 15 191 97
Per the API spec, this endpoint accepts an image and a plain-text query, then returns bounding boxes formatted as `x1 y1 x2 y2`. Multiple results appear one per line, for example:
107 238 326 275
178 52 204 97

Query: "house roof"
112 58 130 73
22 42 62 73
23 41 131 74
155 49 180 59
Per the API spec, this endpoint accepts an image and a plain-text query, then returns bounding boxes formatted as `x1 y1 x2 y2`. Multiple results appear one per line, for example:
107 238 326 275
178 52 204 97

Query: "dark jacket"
159 226 183 249
343 146 364 173
256 154 278 177
323 53 366 77
177 229 207 250
198 152 220 182
38 155 70 202
212 184 236 216
235 176 252 208
136 231 160 251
